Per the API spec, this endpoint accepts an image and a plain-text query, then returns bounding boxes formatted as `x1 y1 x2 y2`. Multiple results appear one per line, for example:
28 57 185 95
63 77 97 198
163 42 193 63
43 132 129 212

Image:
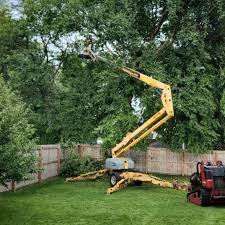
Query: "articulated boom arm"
111 67 174 157
80 47 174 158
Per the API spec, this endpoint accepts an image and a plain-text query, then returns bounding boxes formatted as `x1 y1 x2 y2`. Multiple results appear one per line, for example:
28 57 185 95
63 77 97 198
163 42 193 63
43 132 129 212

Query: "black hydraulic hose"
197 161 201 175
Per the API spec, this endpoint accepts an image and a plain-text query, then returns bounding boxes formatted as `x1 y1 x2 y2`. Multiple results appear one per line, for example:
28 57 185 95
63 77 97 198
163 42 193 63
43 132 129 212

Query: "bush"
61 155 104 178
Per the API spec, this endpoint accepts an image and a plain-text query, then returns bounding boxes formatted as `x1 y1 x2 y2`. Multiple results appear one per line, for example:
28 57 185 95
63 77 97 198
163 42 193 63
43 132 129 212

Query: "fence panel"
124 151 146 172
79 144 104 160
0 183 11 192
0 144 61 192
146 147 183 175
41 145 60 180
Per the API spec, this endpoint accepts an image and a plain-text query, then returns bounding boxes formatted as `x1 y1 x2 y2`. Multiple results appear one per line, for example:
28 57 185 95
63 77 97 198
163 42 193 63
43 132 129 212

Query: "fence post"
57 145 61 175
78 144 82 157
38 146 43 184
11 180 16 192
214 150 217 161
181 150 185 176
145 150 148 173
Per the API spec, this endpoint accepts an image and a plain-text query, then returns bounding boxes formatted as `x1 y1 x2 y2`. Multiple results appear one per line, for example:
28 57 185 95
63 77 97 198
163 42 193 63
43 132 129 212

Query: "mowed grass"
1 177 225 225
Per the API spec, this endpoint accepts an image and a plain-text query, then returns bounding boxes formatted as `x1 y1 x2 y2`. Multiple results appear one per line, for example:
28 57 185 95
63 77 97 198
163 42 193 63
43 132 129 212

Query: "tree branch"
149 10 168 40
154 26 178 56
55 49 65 75
40 35 50 63
154 0 191 56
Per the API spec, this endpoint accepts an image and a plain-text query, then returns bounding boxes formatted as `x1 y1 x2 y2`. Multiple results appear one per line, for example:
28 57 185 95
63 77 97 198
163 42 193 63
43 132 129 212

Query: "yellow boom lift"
66 44 186 193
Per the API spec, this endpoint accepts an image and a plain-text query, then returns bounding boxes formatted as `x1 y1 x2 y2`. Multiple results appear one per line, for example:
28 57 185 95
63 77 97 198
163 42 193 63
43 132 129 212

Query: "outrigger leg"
66 170 187 194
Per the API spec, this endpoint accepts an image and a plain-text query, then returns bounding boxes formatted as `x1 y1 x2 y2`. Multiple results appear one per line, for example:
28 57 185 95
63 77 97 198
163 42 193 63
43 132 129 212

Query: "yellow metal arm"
80 47 174 158
111 67 174 157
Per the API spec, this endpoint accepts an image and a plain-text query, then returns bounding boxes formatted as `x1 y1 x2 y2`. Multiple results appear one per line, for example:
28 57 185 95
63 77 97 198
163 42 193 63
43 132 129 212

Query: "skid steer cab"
187 160 225 206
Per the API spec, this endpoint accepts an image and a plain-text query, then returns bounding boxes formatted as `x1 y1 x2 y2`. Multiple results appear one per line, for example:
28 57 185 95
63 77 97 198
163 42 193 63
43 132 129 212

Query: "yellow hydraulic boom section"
84 47 174 158
111 67 173 158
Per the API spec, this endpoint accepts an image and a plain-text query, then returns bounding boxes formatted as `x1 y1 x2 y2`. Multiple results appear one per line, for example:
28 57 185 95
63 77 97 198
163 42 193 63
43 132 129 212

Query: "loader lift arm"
80 46 174 158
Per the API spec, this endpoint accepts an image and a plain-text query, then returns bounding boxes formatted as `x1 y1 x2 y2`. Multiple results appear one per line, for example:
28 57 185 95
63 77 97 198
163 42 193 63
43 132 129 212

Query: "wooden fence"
131 147 225 176
0 144 61 192
1 144 225 192
62 144 105 161
62 144 225 176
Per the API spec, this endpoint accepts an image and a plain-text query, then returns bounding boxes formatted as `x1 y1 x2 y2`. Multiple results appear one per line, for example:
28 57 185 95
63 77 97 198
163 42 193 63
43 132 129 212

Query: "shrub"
61 155 104 178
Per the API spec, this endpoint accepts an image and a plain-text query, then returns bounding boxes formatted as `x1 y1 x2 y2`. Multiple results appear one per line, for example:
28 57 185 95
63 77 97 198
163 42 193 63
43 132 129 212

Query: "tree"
58 55 100 143
2 0 225 152
0 7 62 144
0 77 37 186
8 51 61 144
76 0 225 152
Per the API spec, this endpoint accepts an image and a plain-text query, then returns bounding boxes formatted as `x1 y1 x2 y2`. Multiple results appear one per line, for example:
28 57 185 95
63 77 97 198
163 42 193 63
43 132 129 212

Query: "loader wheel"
133 180 143 186
200 188 210 206
109 172 121 187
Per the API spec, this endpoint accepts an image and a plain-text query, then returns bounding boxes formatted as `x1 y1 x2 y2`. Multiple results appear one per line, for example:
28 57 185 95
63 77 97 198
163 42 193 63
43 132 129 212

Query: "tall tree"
0 77 36 186
76 0 225 152
0 7 61 143
2 0 225 152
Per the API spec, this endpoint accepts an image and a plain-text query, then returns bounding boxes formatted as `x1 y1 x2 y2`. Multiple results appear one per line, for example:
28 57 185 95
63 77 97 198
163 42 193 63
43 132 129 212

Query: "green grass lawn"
1 176 225 225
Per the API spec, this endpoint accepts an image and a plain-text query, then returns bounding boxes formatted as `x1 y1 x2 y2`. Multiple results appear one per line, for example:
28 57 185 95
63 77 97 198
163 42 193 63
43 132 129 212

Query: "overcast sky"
9 0 20 4
6 0 22 18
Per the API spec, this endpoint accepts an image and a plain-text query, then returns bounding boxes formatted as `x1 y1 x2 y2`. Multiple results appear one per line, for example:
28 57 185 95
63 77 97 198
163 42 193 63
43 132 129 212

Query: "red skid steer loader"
187 160 225 206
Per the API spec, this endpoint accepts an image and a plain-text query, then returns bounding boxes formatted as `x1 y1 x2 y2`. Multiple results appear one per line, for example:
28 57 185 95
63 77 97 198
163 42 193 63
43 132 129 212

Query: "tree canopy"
1 0 225 152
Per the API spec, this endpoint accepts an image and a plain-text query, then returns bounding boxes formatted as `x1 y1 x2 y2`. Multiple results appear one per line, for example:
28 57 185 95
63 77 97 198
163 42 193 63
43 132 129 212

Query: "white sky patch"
6 0 22 19
32 32 85 67
131 97 143 120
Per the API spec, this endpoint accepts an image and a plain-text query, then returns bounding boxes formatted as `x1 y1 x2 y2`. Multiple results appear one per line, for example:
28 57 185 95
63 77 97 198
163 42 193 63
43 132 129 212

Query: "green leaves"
1 0 225 154
95 111 139 150
0 77 37 186
61 154 104 177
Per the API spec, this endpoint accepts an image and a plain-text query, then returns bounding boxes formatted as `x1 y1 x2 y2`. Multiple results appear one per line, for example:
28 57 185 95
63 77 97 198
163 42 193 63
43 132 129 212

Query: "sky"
6 0 22 18
9 0 20 4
